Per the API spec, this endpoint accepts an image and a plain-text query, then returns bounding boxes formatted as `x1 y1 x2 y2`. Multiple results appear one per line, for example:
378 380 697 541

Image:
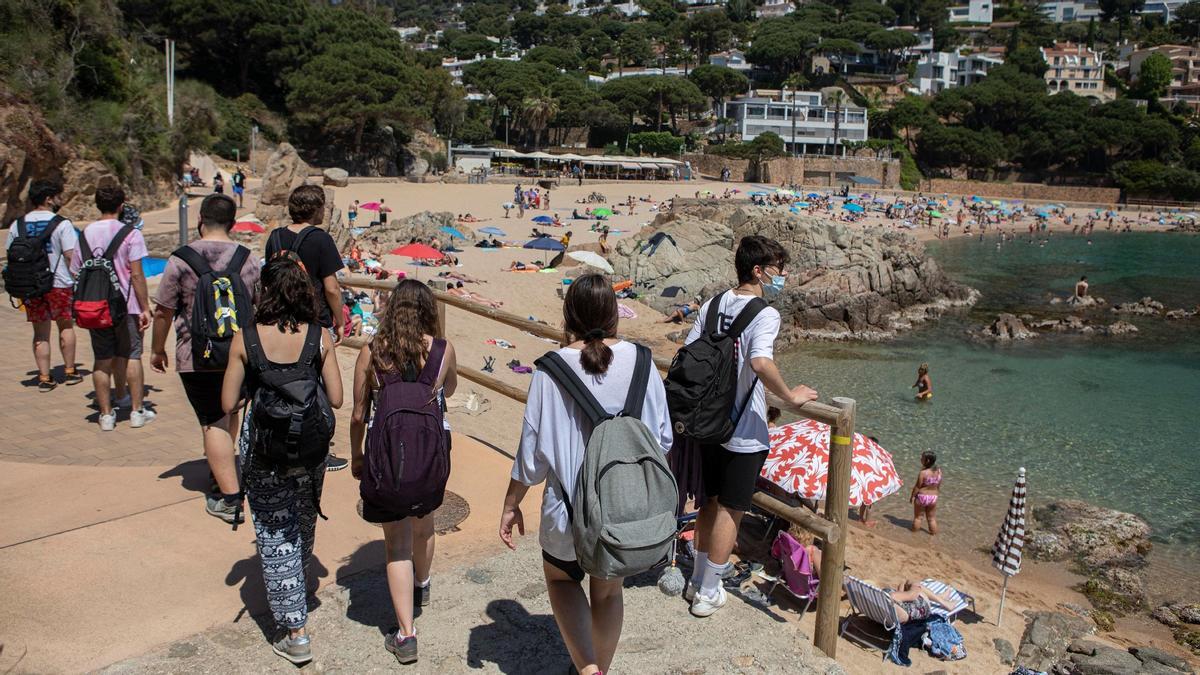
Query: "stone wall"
684 153 900 188
926 179 1121 204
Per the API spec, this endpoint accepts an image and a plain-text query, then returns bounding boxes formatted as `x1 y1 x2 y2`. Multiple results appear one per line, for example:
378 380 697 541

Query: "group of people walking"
5 178 821 673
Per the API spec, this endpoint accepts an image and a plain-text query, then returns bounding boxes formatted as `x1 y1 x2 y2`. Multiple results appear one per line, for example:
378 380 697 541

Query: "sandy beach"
127 175 1197 672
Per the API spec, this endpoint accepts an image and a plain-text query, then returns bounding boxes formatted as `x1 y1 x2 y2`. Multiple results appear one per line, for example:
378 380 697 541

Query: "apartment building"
723 89 870 155
1041 42 1112 100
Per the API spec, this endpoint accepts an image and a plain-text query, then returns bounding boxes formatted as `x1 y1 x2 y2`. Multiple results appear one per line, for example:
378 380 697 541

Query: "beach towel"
486 338 515 349
618 304 637 319
886 617 929 667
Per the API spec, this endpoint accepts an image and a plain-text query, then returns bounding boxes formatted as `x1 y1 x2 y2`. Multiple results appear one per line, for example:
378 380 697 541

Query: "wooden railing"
341 275 855 659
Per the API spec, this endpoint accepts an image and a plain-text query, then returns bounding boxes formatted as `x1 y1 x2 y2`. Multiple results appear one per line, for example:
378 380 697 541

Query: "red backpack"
72 225 134 330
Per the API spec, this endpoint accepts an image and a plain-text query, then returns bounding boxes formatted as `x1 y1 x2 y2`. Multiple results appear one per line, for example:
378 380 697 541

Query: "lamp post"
502 107 510 146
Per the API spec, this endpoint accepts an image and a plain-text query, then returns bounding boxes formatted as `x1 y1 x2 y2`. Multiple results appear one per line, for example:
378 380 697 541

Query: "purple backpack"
361 339 450 518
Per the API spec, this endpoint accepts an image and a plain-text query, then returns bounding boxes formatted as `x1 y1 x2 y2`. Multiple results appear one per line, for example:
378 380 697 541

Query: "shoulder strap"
265 227 283 256
727 296 768 340
15 217 25 238
291 226 317 255
298 323 323 370
703 291 726 336
77 227 95 262
418 338 447 387
223 245 251 276
534 351 609 427
172 245 212 277
620 344 651 420
102 224 135 261
242 322 267 374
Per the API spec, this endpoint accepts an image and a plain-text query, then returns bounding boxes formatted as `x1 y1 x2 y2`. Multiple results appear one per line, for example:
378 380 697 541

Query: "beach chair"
764 531 818 614
921 579 975 623
840 575 902 651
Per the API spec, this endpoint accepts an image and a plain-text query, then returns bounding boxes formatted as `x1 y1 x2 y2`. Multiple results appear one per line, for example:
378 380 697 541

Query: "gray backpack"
535 345 679 580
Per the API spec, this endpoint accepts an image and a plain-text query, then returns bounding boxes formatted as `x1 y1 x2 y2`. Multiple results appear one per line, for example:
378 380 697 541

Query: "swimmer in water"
913 363 932 401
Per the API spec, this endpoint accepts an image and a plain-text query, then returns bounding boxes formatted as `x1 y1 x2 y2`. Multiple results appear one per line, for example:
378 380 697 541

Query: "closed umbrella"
479 226 506 236
440 225 466 239
760 419 903 507
991 467 1027 628
567 250 614 274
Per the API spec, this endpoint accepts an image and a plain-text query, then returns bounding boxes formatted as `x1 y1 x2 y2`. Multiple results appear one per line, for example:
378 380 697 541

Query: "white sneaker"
99 412 117 432
690 585 727 618
114 394 132 409
130 408 156 428
684 580 700 603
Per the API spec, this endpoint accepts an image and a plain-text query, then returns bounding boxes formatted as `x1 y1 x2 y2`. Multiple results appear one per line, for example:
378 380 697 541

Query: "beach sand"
132 177 1196 670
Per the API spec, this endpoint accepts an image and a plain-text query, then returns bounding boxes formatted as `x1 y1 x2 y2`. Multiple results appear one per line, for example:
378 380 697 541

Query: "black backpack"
72 225 134 330
266 225 317 265
664 291 767 444
3 216 66 300
243 322 335 472
172 245 253 371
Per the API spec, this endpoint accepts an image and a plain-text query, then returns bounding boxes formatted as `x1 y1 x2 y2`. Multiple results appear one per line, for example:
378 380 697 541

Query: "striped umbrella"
991 467 1026 627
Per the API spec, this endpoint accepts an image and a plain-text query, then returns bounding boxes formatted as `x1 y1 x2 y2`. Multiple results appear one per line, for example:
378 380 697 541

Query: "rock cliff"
610 200 977 341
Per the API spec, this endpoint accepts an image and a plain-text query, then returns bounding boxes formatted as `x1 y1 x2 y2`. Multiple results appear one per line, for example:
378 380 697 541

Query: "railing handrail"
340 273 854 658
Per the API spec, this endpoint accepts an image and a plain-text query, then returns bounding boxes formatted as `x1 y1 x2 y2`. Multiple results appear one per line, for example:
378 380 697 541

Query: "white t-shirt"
684 291 781 454
512 341 673 561
5 210 78 288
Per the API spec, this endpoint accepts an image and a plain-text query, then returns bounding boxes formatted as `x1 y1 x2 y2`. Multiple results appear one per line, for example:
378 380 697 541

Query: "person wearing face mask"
150 194 261 523
681 235 818 619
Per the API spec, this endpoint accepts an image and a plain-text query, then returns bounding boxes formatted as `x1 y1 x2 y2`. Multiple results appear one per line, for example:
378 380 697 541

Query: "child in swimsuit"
913 363 932 400
910 451 942 535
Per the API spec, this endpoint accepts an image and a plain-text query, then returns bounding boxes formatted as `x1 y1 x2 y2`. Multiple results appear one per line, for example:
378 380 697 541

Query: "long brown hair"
256 256 319 333
563 274 618 375
372 279 439 374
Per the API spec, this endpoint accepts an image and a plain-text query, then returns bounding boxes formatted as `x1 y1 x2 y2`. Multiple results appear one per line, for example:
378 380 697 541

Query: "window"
767 106 787 119
746 105 765 117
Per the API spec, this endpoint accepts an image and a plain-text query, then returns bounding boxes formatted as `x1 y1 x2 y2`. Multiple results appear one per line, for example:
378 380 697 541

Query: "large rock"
1028 499 1153 572
255 143 311 228
1016 611 1095 672
1068 642 1145 674
1112 297 1164 316
1081 568 1150 615
610 201 977 340
58 159 121 223
331 210 476 254
980 313 1037 340
1104 320 1138 336
0 88 75 227
322 167 349 187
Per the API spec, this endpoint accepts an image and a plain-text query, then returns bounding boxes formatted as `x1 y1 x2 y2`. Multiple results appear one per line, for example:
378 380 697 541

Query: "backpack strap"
298 323 323 371
223 245 251 277
418 338 447 387
534 351 609 428
102 224 135 261
703 290 726 336
291 226 317 256
241 322 268 375
77 227 95 263
727 296 768 340
619 344 651 420
172 245 212 277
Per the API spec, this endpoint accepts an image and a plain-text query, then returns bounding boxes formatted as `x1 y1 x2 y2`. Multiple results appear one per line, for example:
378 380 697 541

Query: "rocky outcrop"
329 210 475 255
1166 308 1198 320
1027 500 1152 571
610 201 977 341
980 313 1037 340
1113 297 1165 316
322 167 349 187
254 143 312 229
1051 295 1106 308
0 89 75 226
58 159 121 223
1016 611 1095 672
1154 602 1200 656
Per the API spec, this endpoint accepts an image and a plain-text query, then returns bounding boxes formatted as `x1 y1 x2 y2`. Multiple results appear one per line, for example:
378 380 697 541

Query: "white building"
915 50 1004 94
756 0 794 18
947 0 994 22
1040 0 1185 20
723 90 869 155
709 49 752 72
566 0 645 15
441 51 521 86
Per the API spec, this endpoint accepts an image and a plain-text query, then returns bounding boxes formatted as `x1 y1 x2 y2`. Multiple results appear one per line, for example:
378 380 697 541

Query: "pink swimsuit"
916 471 941 507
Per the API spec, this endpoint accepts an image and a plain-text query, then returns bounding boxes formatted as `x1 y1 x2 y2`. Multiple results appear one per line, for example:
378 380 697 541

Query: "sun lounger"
921 579 975 623
840 575 901 651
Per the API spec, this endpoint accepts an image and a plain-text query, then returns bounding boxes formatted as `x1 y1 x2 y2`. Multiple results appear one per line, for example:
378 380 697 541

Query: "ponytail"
580 328 613 376
563 274 619 375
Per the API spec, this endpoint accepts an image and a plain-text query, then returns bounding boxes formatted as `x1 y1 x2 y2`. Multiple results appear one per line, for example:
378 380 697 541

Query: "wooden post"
435 299 447 339
813 396 856 659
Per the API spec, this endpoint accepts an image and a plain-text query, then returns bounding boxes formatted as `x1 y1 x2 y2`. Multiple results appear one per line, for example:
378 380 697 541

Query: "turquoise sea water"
775 232 1200 586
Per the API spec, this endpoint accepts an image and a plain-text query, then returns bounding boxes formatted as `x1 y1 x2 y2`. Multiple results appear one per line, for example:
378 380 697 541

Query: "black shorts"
180 371 229 426
543 550 585 583
700 444 769 513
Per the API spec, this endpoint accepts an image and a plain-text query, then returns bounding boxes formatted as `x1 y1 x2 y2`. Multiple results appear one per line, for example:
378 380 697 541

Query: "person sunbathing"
447 282 503 308
505 261 542 272
871 580 959 623
661 300 700 323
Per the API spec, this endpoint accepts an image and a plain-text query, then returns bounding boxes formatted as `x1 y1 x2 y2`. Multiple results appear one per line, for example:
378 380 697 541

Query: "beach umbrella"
531 215 555 224
479 226 506 236
232 220 265 233
793 201 810 208
842 203 864 213
991 467 1027 629
439 225 466 239
359 202 381 211
929 210 943 218
567 250 614 274
502 201 515 209
593 207 613 217
760 419 903 507
971 195 983 202
748 191 769 197
807 192 821 198
523 236 565 266
991 199 1003 206
389 243 442 259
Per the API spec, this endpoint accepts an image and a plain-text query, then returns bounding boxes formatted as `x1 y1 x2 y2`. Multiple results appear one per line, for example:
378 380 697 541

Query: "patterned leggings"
242 457 326 630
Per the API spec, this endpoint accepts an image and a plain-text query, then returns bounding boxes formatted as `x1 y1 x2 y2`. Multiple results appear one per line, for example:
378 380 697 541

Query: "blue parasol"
479 226 506 236
439 225 466 239
531 215 555 224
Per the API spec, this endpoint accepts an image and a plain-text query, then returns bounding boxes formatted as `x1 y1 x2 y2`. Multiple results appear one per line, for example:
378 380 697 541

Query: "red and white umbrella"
761 419 902 506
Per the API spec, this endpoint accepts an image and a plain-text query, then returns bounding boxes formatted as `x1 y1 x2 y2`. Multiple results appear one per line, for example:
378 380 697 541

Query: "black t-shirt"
232 172 245 188
265 226 345 327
